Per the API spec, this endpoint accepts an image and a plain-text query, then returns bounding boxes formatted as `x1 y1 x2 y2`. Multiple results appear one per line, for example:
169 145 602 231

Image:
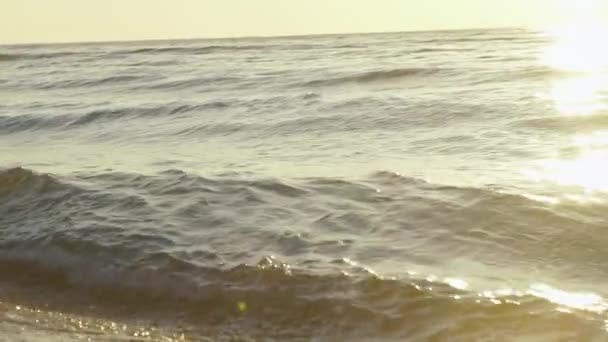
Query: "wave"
2 246 605 340
0 114 71 133
0 167 59 198
302 68 442 87
3 167 607 269
0 101 233 133
0 110 146 133
416 34 543 45
0 45 268 62
141 75 240 90
0 51 78 62
65 101 231 127
457 66 583 85
1 167 608 338
511 112 608 132
0 43 366 65
409 47 475 53
0 54 19 62
0 94 323 135
0 92 329 136
512 66 583 80
34 75 147 90
169 106 440 138
1 240 606 340
117 45 266 55
111 43 364 56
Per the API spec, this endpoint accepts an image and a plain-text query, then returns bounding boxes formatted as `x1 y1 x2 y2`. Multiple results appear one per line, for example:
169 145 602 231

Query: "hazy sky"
2 0 607 44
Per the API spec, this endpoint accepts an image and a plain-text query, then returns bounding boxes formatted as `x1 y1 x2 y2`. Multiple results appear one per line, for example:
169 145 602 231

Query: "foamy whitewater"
2 28 608 341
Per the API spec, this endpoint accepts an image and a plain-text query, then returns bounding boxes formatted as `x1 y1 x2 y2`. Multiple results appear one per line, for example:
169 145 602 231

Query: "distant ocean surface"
2 28 608 341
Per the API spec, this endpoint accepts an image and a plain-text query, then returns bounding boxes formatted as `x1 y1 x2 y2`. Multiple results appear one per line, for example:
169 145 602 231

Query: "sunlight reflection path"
525 24 608 195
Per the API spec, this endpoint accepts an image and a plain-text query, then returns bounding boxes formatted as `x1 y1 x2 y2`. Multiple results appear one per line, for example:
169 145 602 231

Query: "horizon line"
1 25 532 47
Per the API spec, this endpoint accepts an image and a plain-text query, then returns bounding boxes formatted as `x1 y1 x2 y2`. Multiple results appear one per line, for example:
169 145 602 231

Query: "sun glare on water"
526 14 608 196
527 151 608 194
540 2 608 117
541 24 608 73
550 75 607 116
529 284 607 313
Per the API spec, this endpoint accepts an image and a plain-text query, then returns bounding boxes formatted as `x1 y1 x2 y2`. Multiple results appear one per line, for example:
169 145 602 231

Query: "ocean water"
2 28 608 341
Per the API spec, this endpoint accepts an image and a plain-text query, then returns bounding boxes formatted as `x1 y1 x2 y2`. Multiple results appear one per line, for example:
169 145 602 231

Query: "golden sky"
1 0 606 44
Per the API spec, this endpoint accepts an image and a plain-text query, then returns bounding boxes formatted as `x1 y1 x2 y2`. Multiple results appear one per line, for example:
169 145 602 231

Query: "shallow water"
2 28 608 341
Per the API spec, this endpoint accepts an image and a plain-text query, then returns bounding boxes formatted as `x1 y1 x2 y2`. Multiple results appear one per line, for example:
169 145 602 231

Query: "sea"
1 27 608 341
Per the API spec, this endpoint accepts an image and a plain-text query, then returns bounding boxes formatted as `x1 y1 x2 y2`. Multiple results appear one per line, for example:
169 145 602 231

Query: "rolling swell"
0 168 603 340
0 42 367 65
141 75 241 90
1 167 607 339
1 249 604 340
0 45 271 63
0 114 73 133
0 110 143 133
0 51 78 62
0 101 233 134
116 44 272 55
112 42 365 56
511 112 608 132
509 66 583 80
416 34 543 45
302 68 442 87
35 75 145 90
0 54 19 62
